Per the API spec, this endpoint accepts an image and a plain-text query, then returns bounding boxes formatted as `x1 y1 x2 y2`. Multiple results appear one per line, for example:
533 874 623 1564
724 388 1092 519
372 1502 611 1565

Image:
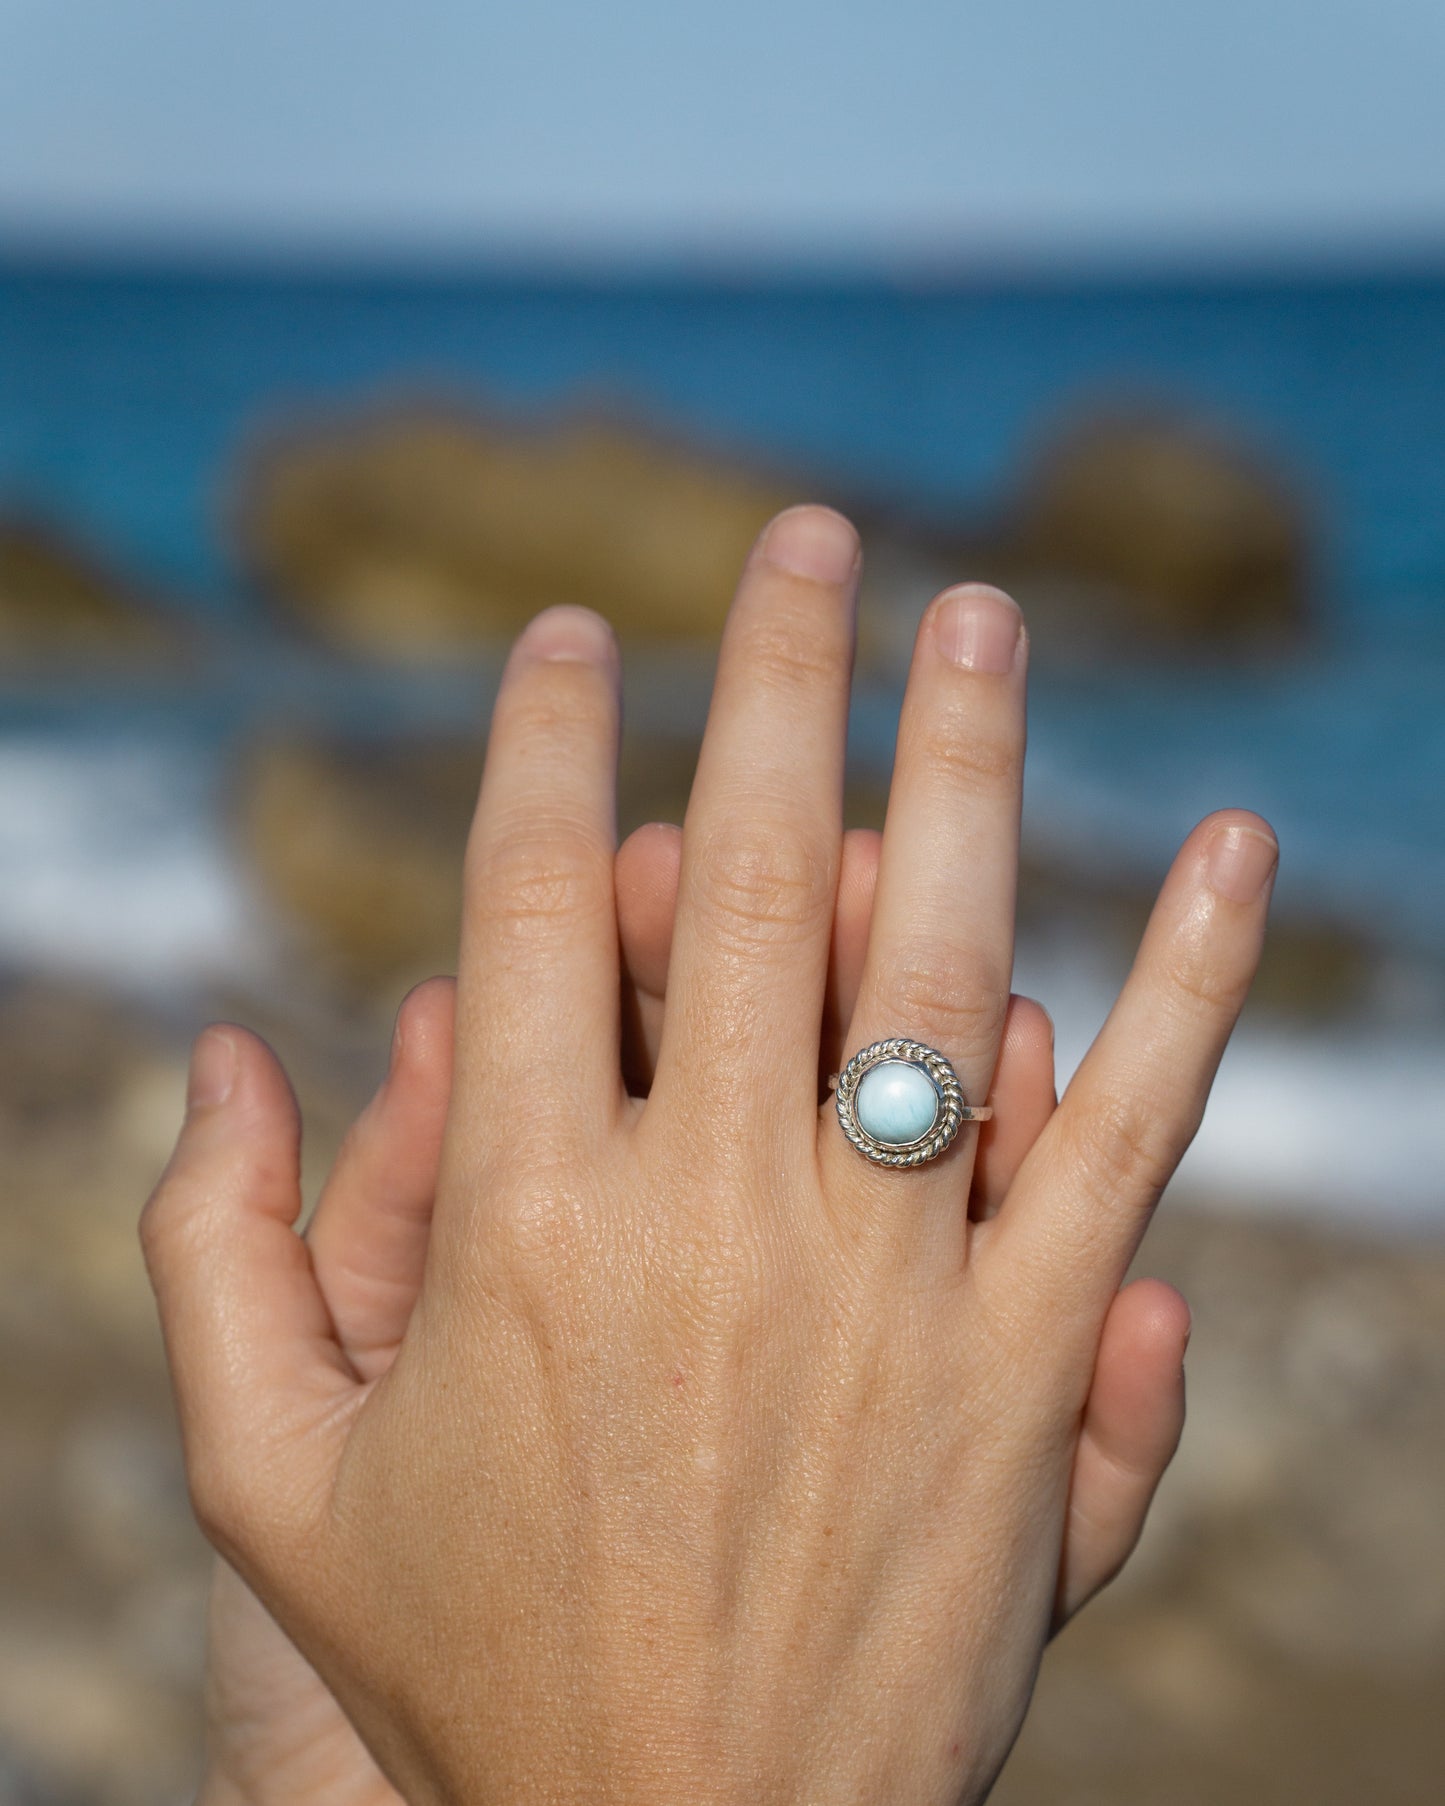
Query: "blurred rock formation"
234 405 801 658
230 395 1317 675
0 520 186 668
1002 406 1313 648
236 737 477 992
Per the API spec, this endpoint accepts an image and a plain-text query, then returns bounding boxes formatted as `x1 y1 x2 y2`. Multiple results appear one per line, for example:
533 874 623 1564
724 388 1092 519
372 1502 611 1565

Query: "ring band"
831 1038 992 1168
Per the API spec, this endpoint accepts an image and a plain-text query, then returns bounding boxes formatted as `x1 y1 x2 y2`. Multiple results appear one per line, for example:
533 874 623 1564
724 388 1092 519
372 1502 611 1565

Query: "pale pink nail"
935 586 1022 673
1205 821 1278 903
758 506 859 584
187 1029 236 1110
516 605 617 665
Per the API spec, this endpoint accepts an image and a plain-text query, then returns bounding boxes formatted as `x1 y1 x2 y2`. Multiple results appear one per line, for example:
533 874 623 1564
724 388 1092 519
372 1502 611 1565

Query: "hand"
192 826 1187 1805
146 506 1271 1806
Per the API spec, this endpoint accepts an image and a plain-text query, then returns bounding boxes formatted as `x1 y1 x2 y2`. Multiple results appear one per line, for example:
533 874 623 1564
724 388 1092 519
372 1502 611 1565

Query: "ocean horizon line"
5 228 1445 296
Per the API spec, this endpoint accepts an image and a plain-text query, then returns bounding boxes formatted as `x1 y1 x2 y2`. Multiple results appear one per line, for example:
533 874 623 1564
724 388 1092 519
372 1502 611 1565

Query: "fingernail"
1205 820 1278 903
758 506 859 584
516 605 616 665
187 1028 236 1110
935 586 1022 673
1039 1003 1055 1050
390 1002 406 1068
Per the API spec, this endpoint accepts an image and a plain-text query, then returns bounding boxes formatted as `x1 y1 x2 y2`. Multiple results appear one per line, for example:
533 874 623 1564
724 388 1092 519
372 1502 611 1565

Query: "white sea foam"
0 736 262 989
1014 938 1445 1231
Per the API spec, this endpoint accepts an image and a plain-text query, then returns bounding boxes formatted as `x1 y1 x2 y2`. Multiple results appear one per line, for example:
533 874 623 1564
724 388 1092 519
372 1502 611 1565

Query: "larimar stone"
854 1060 940 1146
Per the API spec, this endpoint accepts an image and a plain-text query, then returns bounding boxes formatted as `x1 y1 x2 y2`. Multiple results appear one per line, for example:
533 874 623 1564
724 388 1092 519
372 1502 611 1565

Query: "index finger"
448 607 624 1182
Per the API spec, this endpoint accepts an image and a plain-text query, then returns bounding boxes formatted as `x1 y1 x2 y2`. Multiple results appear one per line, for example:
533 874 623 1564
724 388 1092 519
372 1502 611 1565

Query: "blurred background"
2 2 1443 1800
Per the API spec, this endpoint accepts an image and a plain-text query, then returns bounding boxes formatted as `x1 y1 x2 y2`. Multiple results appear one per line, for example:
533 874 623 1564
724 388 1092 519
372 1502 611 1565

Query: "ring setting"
832 1038 992 1168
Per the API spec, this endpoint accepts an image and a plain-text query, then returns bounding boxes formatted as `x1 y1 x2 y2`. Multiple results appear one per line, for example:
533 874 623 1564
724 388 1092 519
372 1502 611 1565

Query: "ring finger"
822 582 1027 1276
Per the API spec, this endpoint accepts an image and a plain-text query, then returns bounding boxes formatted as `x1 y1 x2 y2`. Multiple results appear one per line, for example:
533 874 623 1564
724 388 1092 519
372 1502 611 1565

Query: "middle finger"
648 505 859 1152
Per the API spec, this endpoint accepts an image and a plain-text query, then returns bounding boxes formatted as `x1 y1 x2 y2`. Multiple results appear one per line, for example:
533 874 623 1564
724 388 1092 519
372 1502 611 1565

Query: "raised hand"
146 507 1266 1806
190 830 1187 1804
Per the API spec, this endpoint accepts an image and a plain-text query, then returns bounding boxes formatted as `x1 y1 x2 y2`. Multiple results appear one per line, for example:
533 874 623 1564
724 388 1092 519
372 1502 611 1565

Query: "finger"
992 810 1277 1330
619 806 1048 1209
305 977 456 1380
650 506 860 1142
619 821 880 1101
820 828 881 1086
616 820 683 1003
617 821 682 1095
1053 1278 1190 1629
823 583 1027 1270
139 1027 353 1567
970 995 1055 1222
452 606 623 1167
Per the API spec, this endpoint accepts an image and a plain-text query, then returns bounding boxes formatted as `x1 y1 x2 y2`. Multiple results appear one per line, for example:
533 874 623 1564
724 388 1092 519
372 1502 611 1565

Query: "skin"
193 831 1188 1805
144 506 1272 1806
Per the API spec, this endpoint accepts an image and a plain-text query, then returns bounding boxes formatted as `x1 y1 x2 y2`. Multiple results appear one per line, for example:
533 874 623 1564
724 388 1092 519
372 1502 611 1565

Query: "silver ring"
831 1038 992 1168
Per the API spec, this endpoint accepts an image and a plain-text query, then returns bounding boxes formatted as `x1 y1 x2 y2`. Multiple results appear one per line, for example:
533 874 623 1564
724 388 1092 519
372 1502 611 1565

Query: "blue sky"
2 0 1444 266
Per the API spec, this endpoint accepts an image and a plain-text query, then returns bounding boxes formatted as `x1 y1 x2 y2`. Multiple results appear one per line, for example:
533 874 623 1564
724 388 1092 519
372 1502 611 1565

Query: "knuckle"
682 1232 778 1374
137 1171 202 1269
1068 1090 1180 1215
188 1448 309 1578
136 1185 170 1263
186 1442 254 1559
640 1174 784 1355
869 943 1007 1063
496 664 613 745
913 716 1020 796
470 818 609 935
1162 938 1253 1018
487 1174 597 1310
692 823 832 947
738 609 848 693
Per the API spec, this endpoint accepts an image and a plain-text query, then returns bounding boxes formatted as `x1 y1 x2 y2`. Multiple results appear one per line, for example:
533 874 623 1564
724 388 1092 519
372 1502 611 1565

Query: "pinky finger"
991 810 1276 1331
1052 1277 1190 1629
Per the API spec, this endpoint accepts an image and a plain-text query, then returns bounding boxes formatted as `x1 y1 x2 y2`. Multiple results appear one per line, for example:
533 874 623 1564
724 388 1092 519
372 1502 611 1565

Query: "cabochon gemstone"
854 1060 941 1147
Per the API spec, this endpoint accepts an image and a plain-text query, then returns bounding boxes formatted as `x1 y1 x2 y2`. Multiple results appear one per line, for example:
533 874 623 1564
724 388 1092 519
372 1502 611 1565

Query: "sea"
1 254 1443 1224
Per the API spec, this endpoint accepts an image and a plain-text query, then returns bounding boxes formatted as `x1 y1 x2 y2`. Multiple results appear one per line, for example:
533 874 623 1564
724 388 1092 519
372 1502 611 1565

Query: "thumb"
141 1025 355 1571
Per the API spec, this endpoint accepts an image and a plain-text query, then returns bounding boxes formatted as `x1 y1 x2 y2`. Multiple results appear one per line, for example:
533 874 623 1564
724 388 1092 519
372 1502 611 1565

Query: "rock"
1006 407 1313 648
233 404 802 657
0 520 184 668
234 736 478 991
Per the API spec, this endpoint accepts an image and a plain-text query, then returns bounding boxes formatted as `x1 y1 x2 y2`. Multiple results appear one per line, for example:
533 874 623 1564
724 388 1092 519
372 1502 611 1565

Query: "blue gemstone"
854 1060 940 1146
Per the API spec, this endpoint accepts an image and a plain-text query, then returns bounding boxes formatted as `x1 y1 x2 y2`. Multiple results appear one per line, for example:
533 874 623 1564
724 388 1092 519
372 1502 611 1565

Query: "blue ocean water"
1 257 1443 959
